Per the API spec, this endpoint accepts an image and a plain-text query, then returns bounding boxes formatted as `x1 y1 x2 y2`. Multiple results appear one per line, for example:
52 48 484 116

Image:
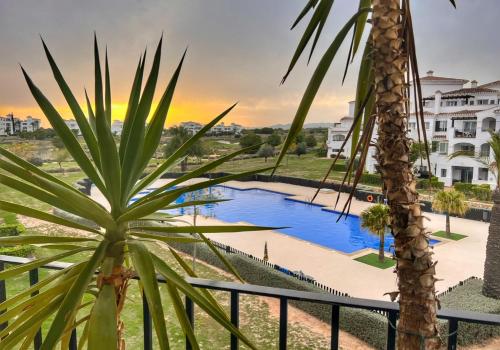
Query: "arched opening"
331 134 345 141
453 143 475 154
481 117 496 132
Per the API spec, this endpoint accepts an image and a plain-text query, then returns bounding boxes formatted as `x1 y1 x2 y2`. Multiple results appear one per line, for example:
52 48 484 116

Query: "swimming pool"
133 186 439 254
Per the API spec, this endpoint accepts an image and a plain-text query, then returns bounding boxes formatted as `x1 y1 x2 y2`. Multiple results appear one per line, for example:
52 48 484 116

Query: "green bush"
416 176 444 190
0 224 25 237
0 245 35 257
454 182 492 201
360 173 383 186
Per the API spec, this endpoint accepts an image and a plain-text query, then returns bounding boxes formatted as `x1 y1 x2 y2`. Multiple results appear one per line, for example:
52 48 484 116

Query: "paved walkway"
91 179 489 301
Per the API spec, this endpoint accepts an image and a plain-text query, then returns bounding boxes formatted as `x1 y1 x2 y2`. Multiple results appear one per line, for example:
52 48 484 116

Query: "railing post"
29 268 42 350
386 310 397 350
447 319 458 350
230 291 239 350
185 296 194 350
142 292 153 350
279 297 288 350
0 261 6 332
69 329 78 350
330 305 340 350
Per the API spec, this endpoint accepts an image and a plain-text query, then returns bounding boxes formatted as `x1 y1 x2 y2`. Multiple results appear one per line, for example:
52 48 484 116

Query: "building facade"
0 114 41 135
63 119 124 136
326 71 500 188
180 121 243 135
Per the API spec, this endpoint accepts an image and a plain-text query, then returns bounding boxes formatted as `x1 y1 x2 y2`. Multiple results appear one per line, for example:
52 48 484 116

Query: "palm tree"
432 190 469 238
450 130 500 298
360 204 390 262
275 0 457 348
0 36 273 349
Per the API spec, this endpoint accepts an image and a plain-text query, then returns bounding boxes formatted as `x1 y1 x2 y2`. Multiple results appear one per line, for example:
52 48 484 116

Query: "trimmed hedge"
0 224 25 237
360 173 383 186
0 245 35 257
454 182 492 201
416 177 444 190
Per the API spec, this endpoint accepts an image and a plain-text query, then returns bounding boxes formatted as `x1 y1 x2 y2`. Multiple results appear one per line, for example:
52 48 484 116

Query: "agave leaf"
291 0 319 29
139 49 187 177
41 38 101 167
165 283 199 350
168 247 226 315
121 37 163 194
105 48 112 124
41 240 109 350
160 199 229 211
350 0 371 59
152 254 257 350
274 8 371 174
0 247 90 281
0 201 100 234
77 319 90 350
122 166 273 222
0 262 85 313
20 66 107 196
131 103 238 197
119 53 146 162
85 89 97 134
144 142 266 199
307 0 334 64
129 232 202 244
135 225 278 234
129 241 170 350
198 232 243 282
88 284 117 350
0 235 97 246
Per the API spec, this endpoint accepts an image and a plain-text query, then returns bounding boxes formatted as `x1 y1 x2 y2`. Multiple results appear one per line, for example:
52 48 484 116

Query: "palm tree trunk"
483 189 500 298
446 212 451 237
372 1 439 348
379 232 385 263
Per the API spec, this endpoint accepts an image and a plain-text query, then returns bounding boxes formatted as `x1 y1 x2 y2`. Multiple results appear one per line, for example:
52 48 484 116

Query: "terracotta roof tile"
442 87 498 95
419 75 468 83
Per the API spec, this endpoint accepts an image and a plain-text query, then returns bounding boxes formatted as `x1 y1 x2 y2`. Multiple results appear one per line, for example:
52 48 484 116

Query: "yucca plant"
276 0 456 348
431 190 469 238
0 36 274 349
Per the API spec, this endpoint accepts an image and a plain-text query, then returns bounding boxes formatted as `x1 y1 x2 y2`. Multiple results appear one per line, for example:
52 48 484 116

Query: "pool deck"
91 178 489 301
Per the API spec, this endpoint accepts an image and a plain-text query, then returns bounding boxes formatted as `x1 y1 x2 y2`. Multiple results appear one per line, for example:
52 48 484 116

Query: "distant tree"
51 136 65 149
410 141 429 163
164 126 206 171
360 204 390 262
432 190 469 238
295 142 307 157
294 131 305 144
53 149 71 173
316 143 328 157
251 127 274 134
263 241 269 262
258 144 274 162
305 134 317 147
266 133 281 147
239 132 262 154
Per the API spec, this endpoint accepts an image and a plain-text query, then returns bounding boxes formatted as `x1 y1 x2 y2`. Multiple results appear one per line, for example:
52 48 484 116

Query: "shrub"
454 182 492 201
0 245 35 257
239 133 262 154
416 176 444 190
360 173 383 186
27 157 44 166
0 224 25 237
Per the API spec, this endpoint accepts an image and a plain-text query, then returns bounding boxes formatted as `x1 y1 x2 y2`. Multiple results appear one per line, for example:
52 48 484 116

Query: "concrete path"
91 179 489 301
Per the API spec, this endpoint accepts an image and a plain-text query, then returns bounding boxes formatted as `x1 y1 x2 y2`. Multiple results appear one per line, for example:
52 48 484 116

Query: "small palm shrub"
0 36 273 349
432 190 469 237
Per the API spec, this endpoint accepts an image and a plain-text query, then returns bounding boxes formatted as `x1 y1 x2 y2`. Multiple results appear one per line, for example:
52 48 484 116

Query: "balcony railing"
1 255 499 350
454 129 476 138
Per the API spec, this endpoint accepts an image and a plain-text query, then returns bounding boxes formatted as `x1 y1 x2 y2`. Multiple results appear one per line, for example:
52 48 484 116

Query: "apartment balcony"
454 129 476 138
1 254 499 350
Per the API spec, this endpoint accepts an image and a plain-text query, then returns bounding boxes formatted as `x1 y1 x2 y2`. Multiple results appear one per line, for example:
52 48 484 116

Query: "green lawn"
354 253 396 269
432 230 467 241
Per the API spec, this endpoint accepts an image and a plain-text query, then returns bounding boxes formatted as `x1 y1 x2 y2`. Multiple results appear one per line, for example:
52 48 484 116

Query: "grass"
432 230 467 241
354 253 396 269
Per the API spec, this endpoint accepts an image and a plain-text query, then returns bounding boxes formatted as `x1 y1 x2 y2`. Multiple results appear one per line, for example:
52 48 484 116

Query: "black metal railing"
1 255 499 350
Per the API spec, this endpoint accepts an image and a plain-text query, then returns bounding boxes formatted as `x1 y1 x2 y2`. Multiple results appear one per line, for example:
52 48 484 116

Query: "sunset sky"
0 0 499 128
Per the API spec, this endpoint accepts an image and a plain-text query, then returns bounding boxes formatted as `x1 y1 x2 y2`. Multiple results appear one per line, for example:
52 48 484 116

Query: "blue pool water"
133 186 439 254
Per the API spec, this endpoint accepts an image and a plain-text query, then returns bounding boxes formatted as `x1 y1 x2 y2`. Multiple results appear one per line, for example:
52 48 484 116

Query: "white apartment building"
180 121 243 135
326 71 500 188
64 119 124 136
0 114 41 135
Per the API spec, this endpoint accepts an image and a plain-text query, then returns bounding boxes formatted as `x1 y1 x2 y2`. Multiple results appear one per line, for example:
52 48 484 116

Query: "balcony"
454 129 476 138
1 254 499 350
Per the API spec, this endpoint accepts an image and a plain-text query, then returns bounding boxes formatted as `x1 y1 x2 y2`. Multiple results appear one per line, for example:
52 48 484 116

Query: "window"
470 100 475 105
332 134 345 141
491 100 496 105
435 120 447 132
461 100 468 106
425 122 430 129
438 142 448 154
478 168 489 181
441 169 447 177
446 101 458 106
478 99 489 105
409 122 416 130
